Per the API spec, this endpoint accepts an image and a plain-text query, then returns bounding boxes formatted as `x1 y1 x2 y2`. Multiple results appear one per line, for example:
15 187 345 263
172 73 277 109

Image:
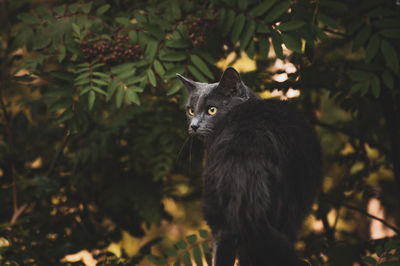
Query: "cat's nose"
191 124 199 131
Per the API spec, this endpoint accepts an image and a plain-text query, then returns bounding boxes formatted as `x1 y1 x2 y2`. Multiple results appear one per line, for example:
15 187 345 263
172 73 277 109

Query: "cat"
177 67 323 266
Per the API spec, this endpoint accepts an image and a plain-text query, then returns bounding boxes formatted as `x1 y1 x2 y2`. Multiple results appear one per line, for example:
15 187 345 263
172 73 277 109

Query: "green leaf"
36 6 53 20
144 24 165 40
320 0 348 13
199 229 208 238
246 40 255 59
380 40 399 73
131 85 144 92
92 79 108 86
116 17 132 26
58 45 66 63
373 18 400 28
145 39 159 61
218 8 226 27
360 80 369 96
146 254 167 265
96 4 110 15
69 3 79 13
271 31 283 59
129 31 138 44
186 234 197 244
75 72 90 81
363 256 377 265
164 65 186 79
17 13 41 24
347 69 370 81
79 86 91 96
381 70 394 89
147 69 157 87
81 2 92 14
379 29 400 39
347 19 363 35
33 29 51 50
165 248 178 257
54 5 65 15
201 241 212 266
72 23 80 36
238 0 247 10
88 91 95 110
111 63 136 75
259 35 270 59
175 240 187 250
188 65 207 82
91 86 107 96
92 72 110 79
173 258 181 266
370 75 381 98
75 78 90 86
125 88 140 105
107 79 118 101
193 246 203 266
231 14 246 44
376 245 384 257
165 39 190 49
281 33 301 53
365 34 380 63
317 13 338 28
195 50 216 65
167 80 181 96
124 76 145 86
240 19 255 50
221 9 235 36
159 51 187 62
56 108 74 124
116 85 125 108
153 60 165 76
314 25 328 40
353 26 371 52
276 20 305 31
182 252 192 266
249 0 276 17
350 82 363 93
265 0 290 22
190 55 213 79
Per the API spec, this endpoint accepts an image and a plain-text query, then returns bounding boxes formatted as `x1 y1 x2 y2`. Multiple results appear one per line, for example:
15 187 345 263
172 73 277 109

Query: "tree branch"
322 198 400 235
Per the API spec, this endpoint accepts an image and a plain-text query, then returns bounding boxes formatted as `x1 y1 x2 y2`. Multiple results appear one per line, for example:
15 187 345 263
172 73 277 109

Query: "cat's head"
176 67 254 140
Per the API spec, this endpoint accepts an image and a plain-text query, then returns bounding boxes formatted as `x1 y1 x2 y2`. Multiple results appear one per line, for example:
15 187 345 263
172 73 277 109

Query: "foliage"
146 230 212 266
0 0 399 265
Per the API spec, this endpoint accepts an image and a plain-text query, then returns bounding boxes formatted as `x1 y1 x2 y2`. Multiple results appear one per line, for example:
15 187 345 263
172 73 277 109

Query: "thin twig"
46 131 70 178
10 204 28 225
322 198 400 235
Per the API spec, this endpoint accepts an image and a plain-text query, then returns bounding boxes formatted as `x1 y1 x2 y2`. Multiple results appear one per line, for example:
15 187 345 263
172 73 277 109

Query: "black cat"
177 67 322 266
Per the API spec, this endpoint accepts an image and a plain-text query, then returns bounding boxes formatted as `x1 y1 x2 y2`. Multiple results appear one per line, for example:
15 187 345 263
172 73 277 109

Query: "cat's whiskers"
189 136 193 177
175 136 191 164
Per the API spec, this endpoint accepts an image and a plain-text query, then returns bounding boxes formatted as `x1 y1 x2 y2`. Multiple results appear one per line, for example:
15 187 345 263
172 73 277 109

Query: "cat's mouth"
188 127 213 140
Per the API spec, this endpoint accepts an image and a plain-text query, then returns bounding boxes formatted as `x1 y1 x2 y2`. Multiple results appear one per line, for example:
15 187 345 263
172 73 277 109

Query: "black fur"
177 68 322 266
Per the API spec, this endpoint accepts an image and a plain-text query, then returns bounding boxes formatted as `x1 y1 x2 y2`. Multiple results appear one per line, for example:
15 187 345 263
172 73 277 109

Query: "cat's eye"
188 107 194 116
207 106 217 115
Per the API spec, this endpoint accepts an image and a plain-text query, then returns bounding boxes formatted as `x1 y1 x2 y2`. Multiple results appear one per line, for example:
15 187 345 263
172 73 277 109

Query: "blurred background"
0 0 399 265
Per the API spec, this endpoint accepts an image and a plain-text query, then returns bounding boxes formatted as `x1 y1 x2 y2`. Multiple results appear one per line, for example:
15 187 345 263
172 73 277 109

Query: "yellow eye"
188 107 194 116
207 106 217 115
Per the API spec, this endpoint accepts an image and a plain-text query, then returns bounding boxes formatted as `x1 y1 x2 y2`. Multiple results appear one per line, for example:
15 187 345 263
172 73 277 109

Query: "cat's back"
207 98 322 184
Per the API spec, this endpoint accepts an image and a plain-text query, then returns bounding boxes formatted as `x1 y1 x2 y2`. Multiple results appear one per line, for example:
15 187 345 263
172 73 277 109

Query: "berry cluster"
183 17 217 45
79 35 141 64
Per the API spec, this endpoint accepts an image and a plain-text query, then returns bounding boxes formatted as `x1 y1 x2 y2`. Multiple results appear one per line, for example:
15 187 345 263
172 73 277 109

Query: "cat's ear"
176 74 196 92
217 67 242 96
